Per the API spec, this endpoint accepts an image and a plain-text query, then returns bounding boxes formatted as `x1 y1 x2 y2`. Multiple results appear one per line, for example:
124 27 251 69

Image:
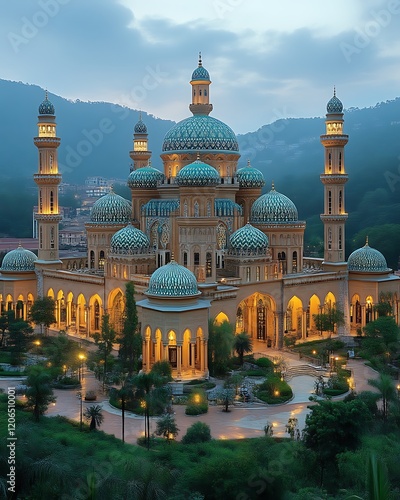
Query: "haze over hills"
1 79 400 268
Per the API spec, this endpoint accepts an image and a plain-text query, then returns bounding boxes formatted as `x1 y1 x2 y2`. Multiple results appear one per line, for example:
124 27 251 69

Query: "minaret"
320 89 349 270
33 91 62 268
129 112 151 171
189 52 213 116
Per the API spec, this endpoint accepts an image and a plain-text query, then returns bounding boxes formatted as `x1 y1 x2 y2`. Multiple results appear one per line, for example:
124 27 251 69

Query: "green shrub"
182 422 212 444
185 403 208 415
254 374 293 404
254 357 274 369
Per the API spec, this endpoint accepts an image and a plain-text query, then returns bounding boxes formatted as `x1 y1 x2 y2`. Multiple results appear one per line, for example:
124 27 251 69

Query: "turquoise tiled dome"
177 159 220 186
251 185 298 223
327 90 343 113
229 223 269 255
192 64 210 81
90 191 132 224
236 161 265 188
128 166 165 189
348 241 390 272
1 245 37 272
147 260 200 297
162 115 239 153
39 93 55 115
134 119 147 134
110 224 150 254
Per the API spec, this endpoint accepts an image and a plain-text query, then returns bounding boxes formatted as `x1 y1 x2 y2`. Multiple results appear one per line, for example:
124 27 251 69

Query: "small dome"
110 224 150 254
90 191 131 224
251 184 298 223
1 246 37 272
236 160 265 188
327 89 343 113
162 115 239 154
348 240 390 272
39 93 55 115
128 166 165 189
134 118 147 134
191 54 210 81
147 260 199 298
177 158 220 187
229 223 269 255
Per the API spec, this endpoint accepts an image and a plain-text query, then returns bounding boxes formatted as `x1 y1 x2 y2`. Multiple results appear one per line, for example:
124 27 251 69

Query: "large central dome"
162 115 239 154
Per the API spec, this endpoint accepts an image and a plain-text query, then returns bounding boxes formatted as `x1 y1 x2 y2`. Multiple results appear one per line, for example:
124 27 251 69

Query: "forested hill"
1 79 399 268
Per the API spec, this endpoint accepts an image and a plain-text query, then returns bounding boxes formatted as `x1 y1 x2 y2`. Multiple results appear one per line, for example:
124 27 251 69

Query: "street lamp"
34 340 41 356
397 384 400 400
76 391 83 431
78 353 85 382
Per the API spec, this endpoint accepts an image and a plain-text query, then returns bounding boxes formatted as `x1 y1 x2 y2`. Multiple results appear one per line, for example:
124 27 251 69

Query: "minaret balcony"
320 174 348 184
320 134 348 147
34 136 61 147
33 173 62 185
34 213 62 222
320 214 348 222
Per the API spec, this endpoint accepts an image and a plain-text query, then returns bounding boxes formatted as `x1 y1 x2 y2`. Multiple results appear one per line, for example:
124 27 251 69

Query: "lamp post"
397 384 400 401
78 353 85 383
77 391 83 431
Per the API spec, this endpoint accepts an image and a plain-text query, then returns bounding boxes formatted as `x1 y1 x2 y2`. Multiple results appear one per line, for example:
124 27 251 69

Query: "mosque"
0 56 399 378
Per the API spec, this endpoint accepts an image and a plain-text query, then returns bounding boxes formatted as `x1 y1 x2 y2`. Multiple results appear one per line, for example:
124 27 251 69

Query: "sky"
1 0 400 133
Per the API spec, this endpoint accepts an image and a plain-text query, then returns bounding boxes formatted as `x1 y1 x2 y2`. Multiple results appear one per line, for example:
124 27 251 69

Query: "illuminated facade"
0 57 399 377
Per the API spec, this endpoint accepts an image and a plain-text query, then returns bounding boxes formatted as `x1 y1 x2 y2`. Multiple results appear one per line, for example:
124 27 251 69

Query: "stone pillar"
142 340 147 371
203 340 208 373
361 305 366 329
200 340 205 373
177 343 182 379
163 343 169 362
146 338 151 372
190 343 196 375
302 310 307 340
66 301 71 329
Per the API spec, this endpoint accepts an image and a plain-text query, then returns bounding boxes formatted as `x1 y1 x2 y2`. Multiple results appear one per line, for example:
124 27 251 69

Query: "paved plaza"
0 345 380 444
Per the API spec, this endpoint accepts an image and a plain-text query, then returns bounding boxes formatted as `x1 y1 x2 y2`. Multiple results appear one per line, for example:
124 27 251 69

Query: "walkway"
0 346 380 444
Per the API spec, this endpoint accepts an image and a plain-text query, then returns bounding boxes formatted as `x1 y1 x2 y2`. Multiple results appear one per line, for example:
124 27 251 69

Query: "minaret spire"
33 91 62 268
320 89 349 268
189 53 212 116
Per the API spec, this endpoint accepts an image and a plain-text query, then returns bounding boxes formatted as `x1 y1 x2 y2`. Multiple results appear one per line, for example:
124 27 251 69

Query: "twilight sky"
1 0 400 133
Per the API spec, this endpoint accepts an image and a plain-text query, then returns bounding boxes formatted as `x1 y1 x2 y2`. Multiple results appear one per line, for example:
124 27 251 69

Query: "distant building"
0 57 399 378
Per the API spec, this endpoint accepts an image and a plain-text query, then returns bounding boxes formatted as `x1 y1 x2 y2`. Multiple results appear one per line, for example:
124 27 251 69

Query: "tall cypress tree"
119 282 142 374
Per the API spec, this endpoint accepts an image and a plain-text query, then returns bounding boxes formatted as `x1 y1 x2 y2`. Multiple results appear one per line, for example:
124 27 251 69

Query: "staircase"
285 364 328 380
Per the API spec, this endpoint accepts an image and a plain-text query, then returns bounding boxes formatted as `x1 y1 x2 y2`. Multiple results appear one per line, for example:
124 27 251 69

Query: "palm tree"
84 404 104 430
109 371 134 443
155 413 179 443
234 332 253 365
368 373 397 421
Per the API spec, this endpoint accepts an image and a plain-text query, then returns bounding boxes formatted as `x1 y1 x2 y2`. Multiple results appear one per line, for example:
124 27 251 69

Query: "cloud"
0 0 399 133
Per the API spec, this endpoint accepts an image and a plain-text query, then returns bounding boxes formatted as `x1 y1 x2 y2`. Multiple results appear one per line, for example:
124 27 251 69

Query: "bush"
254 357 274 370
185 403 208 415
254 374 293 404
182 422 212 444
84 390 97 401
53 376 80 388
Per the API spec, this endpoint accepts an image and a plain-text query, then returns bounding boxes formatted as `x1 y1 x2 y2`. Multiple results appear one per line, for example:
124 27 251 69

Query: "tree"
7 317 33 365
44 332 86 377
216 378 235 412
363 316 399 359
133 370 170 450
25 365 56 421
109 370 134 443
374 292 394 317
118 282 142 374
181 422 212 444
368 373 397 421
93 313 117 385
0 310 14 347
29 297 56 334
208 320 235 376
313 304 344 335
84 404 104 430
233 332 253 365
303 399 371 487
155 413 179 442
285 417 299 439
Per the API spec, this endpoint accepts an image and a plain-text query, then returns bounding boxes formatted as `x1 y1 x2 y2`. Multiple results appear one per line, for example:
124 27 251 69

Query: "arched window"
246 267 250 282
50 191 54 213
199 89 202 96
339 228 342 250
204 89 207 96
328 152 332 169
236 307 243 332
90 251 95 268
339 152 342 171
194 252 200 266
50 227 55 249
257 299 266 340
339 190 342 213
328 228 332 250
99 250 105 270
256 266 260 281
206 252 212 277
39 190 43 212
183 252 188 266
293 251 298 272
328 191 332 214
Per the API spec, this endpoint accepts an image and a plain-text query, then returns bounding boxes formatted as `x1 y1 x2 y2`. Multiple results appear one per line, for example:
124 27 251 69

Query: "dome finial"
271 180 275 191
333 85 336 97
139 109 142 121
171 251 175 261
45 89 48 100
365 235 369 246
196 151 200 161
198 51 202 66
247 159 251 167
148 159 152 167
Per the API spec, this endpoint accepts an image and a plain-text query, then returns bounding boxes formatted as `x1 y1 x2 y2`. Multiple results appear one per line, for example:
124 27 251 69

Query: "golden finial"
271 181 275 191
139 110 142 121
45 89 48 100
148 159 152 167
171 251 175 261
196 152 200 161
